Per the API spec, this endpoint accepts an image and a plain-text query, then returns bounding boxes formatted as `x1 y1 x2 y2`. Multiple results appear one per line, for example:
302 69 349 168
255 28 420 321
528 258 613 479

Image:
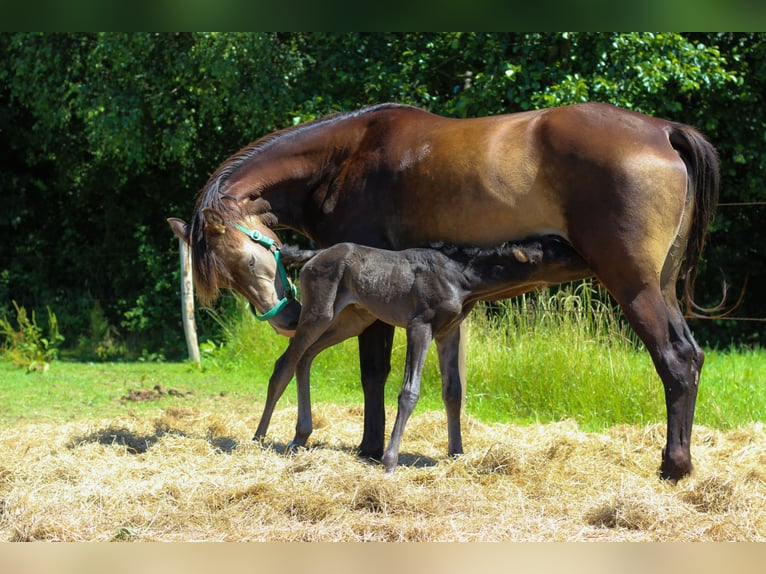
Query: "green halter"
232 223 298 321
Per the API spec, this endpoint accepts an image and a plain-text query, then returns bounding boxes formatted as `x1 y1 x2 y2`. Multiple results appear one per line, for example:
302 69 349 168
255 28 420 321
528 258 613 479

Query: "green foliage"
1 33 763 355
72 300 126 362
0 301 65 372
194 295 288 373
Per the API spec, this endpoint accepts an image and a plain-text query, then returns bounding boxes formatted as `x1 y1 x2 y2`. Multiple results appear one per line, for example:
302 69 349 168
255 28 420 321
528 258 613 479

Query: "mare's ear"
201 208 227 237
167 218 190 244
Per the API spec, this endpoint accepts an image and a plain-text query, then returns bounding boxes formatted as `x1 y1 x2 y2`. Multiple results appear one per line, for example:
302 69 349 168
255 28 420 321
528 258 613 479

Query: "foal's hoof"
252 434 269 447
286 440 307 455
381 452 398 473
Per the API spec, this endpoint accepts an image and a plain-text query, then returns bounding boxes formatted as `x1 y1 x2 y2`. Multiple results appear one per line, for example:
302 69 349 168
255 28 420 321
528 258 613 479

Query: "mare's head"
168 206 301 337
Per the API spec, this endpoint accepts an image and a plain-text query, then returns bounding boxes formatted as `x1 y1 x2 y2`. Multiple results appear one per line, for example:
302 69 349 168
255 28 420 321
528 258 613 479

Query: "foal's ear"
201 208 227 237
511 246 530 263
167 217 190 244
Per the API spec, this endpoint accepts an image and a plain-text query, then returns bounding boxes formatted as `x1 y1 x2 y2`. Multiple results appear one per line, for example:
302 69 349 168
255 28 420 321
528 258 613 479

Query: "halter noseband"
232 223 298 321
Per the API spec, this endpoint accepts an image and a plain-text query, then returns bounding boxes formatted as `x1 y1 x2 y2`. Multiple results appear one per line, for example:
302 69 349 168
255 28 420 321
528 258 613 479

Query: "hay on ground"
0 404 763 541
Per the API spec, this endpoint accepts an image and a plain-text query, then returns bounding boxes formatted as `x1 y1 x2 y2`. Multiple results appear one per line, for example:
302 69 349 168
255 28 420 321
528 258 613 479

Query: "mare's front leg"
435 326 465 457
381 322 432 473
357 320 395 460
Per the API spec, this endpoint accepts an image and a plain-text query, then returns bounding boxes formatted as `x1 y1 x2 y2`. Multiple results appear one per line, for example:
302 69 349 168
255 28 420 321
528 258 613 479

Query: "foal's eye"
248 255 256 270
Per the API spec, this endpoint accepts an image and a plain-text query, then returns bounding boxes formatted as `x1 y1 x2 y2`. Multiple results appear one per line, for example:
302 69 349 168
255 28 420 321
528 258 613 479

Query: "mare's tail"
667 124 721 316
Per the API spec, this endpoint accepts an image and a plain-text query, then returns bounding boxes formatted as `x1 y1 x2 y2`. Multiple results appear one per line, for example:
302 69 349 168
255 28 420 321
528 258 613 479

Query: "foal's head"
168 207 301 337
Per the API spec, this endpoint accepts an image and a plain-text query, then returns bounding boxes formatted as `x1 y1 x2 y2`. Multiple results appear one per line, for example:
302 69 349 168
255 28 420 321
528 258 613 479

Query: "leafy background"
1 33 763 358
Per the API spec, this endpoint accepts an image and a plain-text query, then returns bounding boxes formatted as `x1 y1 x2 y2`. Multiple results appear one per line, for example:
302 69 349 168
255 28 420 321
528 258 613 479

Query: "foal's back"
298 237 580 333
299 242 469 330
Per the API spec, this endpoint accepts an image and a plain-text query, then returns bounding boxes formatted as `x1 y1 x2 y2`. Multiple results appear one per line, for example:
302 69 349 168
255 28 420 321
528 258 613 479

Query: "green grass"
1 285 763 431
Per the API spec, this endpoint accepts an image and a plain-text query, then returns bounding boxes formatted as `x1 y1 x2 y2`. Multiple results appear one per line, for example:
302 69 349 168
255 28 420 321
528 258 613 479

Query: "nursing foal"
255 237 588 473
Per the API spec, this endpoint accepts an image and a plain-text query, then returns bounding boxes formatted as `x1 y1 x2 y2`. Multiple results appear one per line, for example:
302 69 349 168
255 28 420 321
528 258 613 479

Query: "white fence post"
178 238 201 365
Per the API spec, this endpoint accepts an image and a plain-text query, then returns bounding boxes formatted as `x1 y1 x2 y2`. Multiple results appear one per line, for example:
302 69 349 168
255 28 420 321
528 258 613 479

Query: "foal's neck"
459 249 535 294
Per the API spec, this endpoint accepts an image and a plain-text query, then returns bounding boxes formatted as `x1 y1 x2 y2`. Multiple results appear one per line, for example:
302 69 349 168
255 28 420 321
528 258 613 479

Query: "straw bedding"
0 403 763 541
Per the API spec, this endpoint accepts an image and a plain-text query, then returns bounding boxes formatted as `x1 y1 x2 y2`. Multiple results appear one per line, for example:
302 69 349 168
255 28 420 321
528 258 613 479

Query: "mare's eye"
248 255 256 270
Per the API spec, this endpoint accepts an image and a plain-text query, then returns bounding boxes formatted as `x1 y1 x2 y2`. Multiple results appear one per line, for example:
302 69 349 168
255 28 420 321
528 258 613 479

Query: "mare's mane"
196 103 414 218
188 103 414 303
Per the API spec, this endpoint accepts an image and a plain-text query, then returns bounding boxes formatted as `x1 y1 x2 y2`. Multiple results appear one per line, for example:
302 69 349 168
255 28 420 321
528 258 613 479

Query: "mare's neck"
223 127 360 238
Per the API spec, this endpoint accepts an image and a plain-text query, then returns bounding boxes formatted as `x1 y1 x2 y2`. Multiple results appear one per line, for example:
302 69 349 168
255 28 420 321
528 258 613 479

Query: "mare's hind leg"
435 327 465 457
381 322 432 473
357 320 395 460
616 284 703 481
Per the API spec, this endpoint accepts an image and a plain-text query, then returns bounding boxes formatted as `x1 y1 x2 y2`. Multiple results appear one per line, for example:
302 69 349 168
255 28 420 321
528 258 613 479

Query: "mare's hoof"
660 449 693 483
358 446 383 462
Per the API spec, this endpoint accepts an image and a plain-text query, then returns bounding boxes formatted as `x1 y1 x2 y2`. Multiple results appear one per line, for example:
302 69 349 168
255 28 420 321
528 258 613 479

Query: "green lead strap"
231 222 298 321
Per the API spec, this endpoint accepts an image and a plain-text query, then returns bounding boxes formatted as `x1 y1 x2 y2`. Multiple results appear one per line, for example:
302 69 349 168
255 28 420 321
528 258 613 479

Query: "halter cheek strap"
232 223 298 321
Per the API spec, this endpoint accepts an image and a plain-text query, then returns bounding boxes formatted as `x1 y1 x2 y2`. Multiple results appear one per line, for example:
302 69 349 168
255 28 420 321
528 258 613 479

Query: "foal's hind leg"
615 284 703 481
381 322 432 473
435 327 465 457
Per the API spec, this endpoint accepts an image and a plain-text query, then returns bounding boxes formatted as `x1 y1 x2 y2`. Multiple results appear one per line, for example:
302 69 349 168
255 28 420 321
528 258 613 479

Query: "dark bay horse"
253 235 588 473
169 102 719 481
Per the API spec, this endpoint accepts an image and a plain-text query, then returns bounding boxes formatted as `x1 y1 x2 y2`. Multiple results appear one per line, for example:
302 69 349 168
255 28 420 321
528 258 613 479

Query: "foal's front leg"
252 344 302 442
289 309 376 448
253 320 328 443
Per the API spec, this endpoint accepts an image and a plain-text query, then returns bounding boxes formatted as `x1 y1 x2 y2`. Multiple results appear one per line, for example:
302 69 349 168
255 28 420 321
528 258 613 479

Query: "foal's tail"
280 244 322 269
667 124 721 316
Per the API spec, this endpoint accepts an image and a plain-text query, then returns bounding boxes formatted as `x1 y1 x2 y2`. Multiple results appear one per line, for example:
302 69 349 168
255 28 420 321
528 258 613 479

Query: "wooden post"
458 320 467 414
178 238 201 365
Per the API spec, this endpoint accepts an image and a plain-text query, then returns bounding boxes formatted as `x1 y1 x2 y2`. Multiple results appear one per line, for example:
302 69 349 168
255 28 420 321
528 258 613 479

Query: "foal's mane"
189 103 414 303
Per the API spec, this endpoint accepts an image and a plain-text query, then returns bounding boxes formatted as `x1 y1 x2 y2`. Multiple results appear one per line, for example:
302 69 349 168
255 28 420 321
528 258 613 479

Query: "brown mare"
169 102 719 481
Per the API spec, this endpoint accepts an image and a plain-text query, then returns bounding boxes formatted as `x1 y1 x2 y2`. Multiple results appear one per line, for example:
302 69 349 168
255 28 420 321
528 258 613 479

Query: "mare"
168 102 719 481
252 234 588 473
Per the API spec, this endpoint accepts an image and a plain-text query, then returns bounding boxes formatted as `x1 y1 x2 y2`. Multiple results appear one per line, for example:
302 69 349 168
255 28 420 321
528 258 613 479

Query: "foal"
255 236 589 473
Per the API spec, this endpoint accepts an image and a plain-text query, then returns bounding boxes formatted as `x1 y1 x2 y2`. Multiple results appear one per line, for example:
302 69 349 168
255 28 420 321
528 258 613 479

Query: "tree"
1 33 763 356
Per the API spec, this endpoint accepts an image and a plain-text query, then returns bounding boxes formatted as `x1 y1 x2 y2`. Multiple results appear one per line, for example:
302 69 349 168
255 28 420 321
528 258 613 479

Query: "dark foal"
254 236 588 473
